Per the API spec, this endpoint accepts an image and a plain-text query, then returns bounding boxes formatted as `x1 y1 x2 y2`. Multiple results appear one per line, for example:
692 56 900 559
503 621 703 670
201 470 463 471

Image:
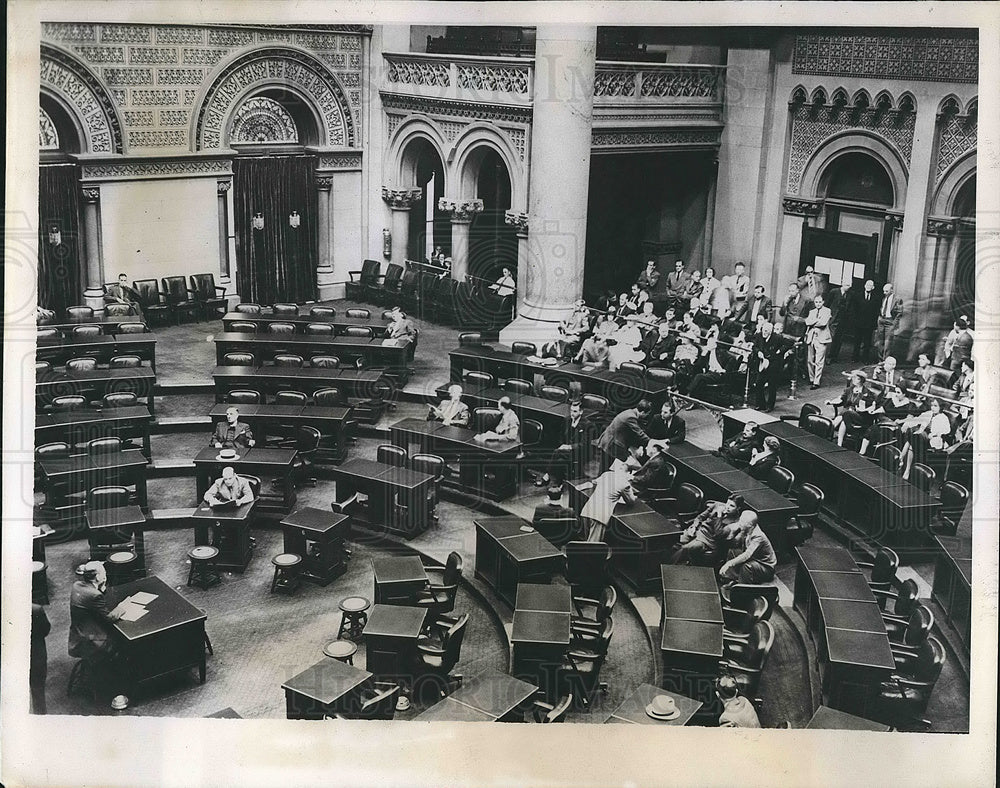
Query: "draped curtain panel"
38 164 83 314
233 155 318 305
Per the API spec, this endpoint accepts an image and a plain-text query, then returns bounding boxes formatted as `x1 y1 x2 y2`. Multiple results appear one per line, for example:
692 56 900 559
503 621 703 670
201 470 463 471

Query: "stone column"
382 186 422 267
502 25 596 345
701 157 719 270
316 175 336 299
81 186 105 311
216 180 231 283
505 210 529 317
438 198 484 281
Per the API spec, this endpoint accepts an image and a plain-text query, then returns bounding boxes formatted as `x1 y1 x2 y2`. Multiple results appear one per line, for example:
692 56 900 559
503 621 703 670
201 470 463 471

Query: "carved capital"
81 186 101 204
885 212 904 232
381 186 423 210
782 196 821 217
217 180 231 195
504 210 529 235
316 176 334 191
439 198 484 223
927 216 957 237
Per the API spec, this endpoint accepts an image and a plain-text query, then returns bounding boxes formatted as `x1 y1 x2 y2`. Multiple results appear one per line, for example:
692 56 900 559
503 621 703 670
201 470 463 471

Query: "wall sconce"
288 210 300 229
252 212 265 231
47 225 61 246
382 228 392 259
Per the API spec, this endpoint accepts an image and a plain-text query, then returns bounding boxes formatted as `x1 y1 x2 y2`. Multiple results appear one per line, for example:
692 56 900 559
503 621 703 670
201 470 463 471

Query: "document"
111 600 148 621
128 592 158 605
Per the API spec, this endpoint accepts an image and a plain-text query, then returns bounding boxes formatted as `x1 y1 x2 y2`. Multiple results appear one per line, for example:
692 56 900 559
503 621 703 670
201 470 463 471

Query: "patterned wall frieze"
79 156 234 182
128 47 178 64
591 128 721 150
72 46 125 64
128 130 189 148
103 68 153 86
316 151 363 171
156 27 205 45
157 68 206 85
42 23 97 42
208 29 254 48
455 63 529 95
926 217 957 237
39 107 60 149
183 48 226 66
386 56 451 87
781 196 822 218
159 110 189 127
785 102 916 194
320 52 348 70
230 96 299 143
100 25 152 44
183 89 199 106
380 93 532 126
40 44 122 154
595 69 636 97
935 112 977 183
111 89 127 106
123 110 154 127
501 126 526 161
131 89 180 106
793 32 978 84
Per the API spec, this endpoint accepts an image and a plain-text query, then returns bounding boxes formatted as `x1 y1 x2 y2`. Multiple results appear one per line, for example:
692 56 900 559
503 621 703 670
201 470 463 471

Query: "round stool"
337 596 371 641
187 546 221 589
31 560 48 605
271 553 302 594
323 639 358 665
106 551 139 586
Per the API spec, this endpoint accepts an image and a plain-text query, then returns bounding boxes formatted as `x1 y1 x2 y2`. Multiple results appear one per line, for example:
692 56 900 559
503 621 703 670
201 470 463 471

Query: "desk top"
218 332 408 350
223 311 387 331
373 555 428 585
36 406 152 429
334 458 434 491
736 487 799 515
660 564 719 594
39 449 149 477
706 469 769 493
476 516 533 541
664 442 712 460
281 657 372 705
724 408 779 428
875 484 940 509
825 627 895 670
679 454 736 475
363 604 427 639
605 683 702 726
392 418 522 455
759 420 807 439
805 704 890 731
86 505 146 531
663 589 724 624
36 367 155 388
818 598 887 633
499 532 563 563
281 507 349 536
511 610 571 645
193 446 297 468
613 510 682 539
796 546 863 573
192 500 255 521
107 576 206 642
819 450 879 471
809 570 877 601
413 696 496 722
446 669 539 718
660 618 723 658
515 583 572 613
212 365 384 383
935 535 972 585
781 433 844 454
209 404 351 422
841 465 910 489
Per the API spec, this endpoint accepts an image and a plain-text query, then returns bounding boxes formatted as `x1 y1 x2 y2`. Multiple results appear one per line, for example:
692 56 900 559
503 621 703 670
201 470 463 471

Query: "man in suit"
720 511 777 584
750 321 786 411
827 281 854 363
580 460 637 542
428 384 470 427
637 259 661 294
596 399 653 473
641 320 677 368
665 260 692 310
873 283 904 361
670 493 744 567
747 436 782 481
537 399 594 487
646 400 687 445
943 316 974 371
532 484 577 532
69 561 125 705
738 284 773 327
779 282 812 378
631 440 673 496
722 261 751 313
716 421 761 468
805 294 833 389
104 273 144 319
853 279 880 362
868 355 904 389
797 265 828 302
211 406 256 450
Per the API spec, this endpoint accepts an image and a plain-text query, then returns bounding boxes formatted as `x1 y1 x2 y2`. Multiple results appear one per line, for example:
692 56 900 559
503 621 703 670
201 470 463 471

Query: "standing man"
827 281 855 363
738 284 773 327
943 316 974 371
854 279 880 362
30 603 51 714
797 265 828 302
595 399 653 473
536 398 593 488
637 259 661 296
873 283 903 361
665 260 692 311
750 321 785 412
104 273 144 319
211 406 256 450
68 561 125 706
724 262 751 314
779 282 812 379
804 294 833 389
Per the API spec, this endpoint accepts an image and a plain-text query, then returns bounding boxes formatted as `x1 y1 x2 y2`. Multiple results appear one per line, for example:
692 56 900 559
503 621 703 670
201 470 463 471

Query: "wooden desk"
474 517 563 607
209 403 353 463
37 333 157 372
191 500 256 572
372 555 429 605
38 449 149 510
805 704 890 731
35 405 153 458
413 696 495 722
215 333 410 377
606 505 683 591
222 311 389 336
430 669 539 722
605 683 702 725
280 507 350 586
331 457 435 536
659 565 724 684
510 582 572 699
86 505 147 571
36 367 156 414
362 604 427 683
391 418 521 501
931 535 971 657
212 365 387 404
282 657 373 720
106 576 207 698
193 446 297 515
515 583 572 613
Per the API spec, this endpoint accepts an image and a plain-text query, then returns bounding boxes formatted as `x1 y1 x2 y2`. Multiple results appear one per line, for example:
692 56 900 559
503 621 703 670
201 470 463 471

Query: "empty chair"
289 426 321 487
540 385 569 403
110 355 141 369
855 546 899 592
415 552 462 615
931 481 970 536
722 593 774 637
86 485 131 511
374 263 404 304
764 465 795 495
234 303 263 314
658 482 704 523
35 360 53 375
874 578 920 635
397 269 421 312
910 463 936 494
888 604 934 651
803 414 835 441
721 620 775 700
160 276 199 323
864 423 899 456
273 354 304 367
65 305 95 323
222 352 255 367
272 303 299 316
564 541 611 599
646 367 676 388
274 390 308 405
313 387 345 406
116 322 148 334
876 444 902 473
529 694 573 723
875 637 946 731
458 332 482 347
473 407 501 433
66 357 98 374
343 326 373 338
37 328 60 339
504 378 532 395
72 324 102 337
305 322 334 336
557 649 607 710
569 616 614 657
463 371 495 388
267 322 296 334
511 341 537 356
414 613 469 700
189 273 228 320
226 389 262 405
618 361 647 376
411 453 445 521
376 444 408 467
36 441 71 461
87 437 123 455
309 306 336 318
51 395 88 411
230 321 257 333
345 260 381 302
346 307 371 319
102 392 138 408
778 402 822 428
571 585 617 629
580 393 609 413
786 483 824 548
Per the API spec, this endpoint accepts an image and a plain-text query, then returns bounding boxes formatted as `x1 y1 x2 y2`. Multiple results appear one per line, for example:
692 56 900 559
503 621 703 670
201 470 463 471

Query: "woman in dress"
827 371 876 447
898 398 952 480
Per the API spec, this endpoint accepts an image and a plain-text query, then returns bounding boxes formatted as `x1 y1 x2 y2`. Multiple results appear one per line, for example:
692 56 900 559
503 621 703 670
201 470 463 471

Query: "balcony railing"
383 52 533 105
593 62 725 104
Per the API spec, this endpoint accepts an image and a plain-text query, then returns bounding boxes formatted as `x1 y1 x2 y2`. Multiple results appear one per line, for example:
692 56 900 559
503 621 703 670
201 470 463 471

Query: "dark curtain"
233 155 318 305
38 164 83 314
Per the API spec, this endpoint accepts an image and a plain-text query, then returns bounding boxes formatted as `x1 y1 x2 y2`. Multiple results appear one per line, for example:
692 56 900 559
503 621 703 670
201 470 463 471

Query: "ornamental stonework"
502 126 526 160
591 128 721 148
157 68 206 85
103 68 153 86
128 130 188 148
81 157 233 181
132 89 179 105
381 94 532 126
39 107 60 149
156 27 205 45
935 113 976 183
183 89 199 106
183 48 226 66
456 63 529 95
124 110 154 127
73 46 125 64
159 109 189 126
40 46 121 153
42 23 97 41
208 29 253 47
100 25 152 44
128 47 178 64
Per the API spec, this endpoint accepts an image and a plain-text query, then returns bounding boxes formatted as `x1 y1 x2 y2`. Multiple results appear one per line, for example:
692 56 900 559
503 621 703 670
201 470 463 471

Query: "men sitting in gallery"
670 493 744 566
719 511 777 585
428 383 470 427
640 320 677 368
211 406 256 450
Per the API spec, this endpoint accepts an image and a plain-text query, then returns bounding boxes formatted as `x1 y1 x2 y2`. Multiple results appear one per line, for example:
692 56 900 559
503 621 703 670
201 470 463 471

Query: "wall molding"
76 153 234 182
380 93 533 126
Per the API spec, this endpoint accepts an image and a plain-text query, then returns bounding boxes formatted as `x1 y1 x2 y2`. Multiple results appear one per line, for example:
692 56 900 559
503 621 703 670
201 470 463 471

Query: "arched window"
824 152 894 207
400 137 449 262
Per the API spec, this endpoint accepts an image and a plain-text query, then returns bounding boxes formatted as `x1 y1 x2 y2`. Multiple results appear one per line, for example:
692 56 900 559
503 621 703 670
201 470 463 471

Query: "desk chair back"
803 414 834 441
103 392 138 408
272 303 299 315
72 324 103 337
504 378 531 395
473 407 501 433
565 541 610 593
66 305 95 322
227 389 262 405
765 465 795 495
268 322 296 335
223 352 256 366
313 387 345 406
87 437 123 455
52 395 88 411
305 323 334 335
87 485 131 511
309 306 336 318
234 303 263 314
376 444 408 467
230 321 257 333
66 357 98 374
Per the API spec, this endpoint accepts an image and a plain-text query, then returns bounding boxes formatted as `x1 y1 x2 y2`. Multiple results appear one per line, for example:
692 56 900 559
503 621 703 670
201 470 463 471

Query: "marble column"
502 25 596 345
81 186 105 311
701 157 719 270
216 180 231 283
316 175 336 299
382 186 422 267
505 210 529 317
439 198 484 281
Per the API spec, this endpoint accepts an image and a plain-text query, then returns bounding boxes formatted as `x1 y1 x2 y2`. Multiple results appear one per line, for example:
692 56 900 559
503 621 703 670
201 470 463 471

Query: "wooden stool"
337 596 371 640
187 546 221 589
106 551 140 586
31 561 48 605
271 553 303 594
323 639 358 665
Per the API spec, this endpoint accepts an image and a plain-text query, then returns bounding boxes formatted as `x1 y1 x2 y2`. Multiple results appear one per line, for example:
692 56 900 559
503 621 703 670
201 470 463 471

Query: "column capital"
316 176 334 191
781 196 821 217
439 198 484 223
217 180 231 195
926 216 957 237
81 186 101 204
504 210 529 236
382 186 422 210
885 211 904 233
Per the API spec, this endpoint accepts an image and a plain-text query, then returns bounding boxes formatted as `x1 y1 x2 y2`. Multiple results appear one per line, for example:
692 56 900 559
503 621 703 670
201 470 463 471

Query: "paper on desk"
577 481 595 490
128 592 158 605
112 600 148 621
519 525 535 533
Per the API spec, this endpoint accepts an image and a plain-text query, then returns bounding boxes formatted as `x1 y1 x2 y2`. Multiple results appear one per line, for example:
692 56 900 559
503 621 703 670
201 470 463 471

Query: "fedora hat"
645 694 680 720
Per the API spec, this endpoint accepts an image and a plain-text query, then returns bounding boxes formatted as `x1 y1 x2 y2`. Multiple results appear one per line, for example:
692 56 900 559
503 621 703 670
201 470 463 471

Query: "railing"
593 62 725 103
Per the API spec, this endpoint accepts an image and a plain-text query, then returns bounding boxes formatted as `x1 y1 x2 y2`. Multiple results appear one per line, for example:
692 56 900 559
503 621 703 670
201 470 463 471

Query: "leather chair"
36 360 53 377
374 263 403 304
343 326 373 338
720 620 775 699
310 354 341 369
413 613 469 700
230 321 257 333
411 453 445 520
86 485 135 557
855 547 899 593
415 552 462 615
65 305 95 323
540 385 569 403
473 407 501 433
504 378 532 395
87 437 123 455
274 390 308 405
376 444 408 467
117 322 148 334
657 482 704 524
780 402 821 428
529 694 572 723
272 303 299 316
865 423 899 457
72 324 102 337
189 273 228 320
463 371 495 388
346 260 380 302
110 355 141 369
930 481 969 536
458 331 482 347
765 465 795 495
571 585 616 629
722 593 774 637
226 389 262 405
397 269 420 313
415 272 439 320
313 387 345 406
273 354 304 368
87 485 131 511
786 483 824 548
223 352 256 367
646 367 676 388
874 578 920 635
909 463 936 494
580 393 609 413
564 541 611 599
888 604 934 651
309 306 336 319
876 444 901 473
346 307 371 319
268 322 296 335
234 303 263 314
568 616 614 656
803 414 835 441
305 323 334 335
66 357 98 374
102 392 138 408
51 395 88 411
534 516 583 547
289 426 321 487
557 649 608 710
875 637 946 731
103 303 135 318
37 329 60 339
618 362 647 377
511 341 536 356
161 276 199 323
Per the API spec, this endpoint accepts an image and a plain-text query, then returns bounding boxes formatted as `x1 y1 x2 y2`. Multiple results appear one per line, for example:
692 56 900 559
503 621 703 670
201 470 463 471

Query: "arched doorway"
464 147 516 283
950 175 975 321
399 137 449 262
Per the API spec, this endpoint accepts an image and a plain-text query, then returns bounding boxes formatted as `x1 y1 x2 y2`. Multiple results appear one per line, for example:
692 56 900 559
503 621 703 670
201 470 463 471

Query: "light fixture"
288 210 300 229
252 212 264 231
47 225 61 246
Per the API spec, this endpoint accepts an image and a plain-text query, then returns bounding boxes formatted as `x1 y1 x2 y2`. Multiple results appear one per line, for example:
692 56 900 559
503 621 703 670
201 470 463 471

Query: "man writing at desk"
428 384 470 427
69 560 126 707
211 406 255 450
204 466 256 508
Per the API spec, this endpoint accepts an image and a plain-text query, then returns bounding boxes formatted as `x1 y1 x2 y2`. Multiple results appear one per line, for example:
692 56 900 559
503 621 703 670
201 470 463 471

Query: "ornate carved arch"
450 123 526 212
798 131 909 210
386 115 449 188
39 43 123 154
932 149 976 217
194 46 355 150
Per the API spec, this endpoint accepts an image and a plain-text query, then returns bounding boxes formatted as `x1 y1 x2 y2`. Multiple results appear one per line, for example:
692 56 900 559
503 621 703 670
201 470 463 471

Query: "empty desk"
606 504 683 591
474 517 563 607
420 669 539 722
212 366 387 404
36 367 156 414
932 535 971 657
280 507 350 586
510 610 570 699
372 555 429 605
87 505 147 571
413 696 495 722
35 405 153 458
36 332 157 372
282 657 373 720
805 704 890 731
605 683 702 726
362 604 427 682
215 333 410 378
660 565 724 680
38 449 149 511
332 458 435 536
192 500 255 573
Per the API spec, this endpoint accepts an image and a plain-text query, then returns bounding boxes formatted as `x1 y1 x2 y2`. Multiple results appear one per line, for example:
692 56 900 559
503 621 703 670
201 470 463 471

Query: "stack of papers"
112 591 159 622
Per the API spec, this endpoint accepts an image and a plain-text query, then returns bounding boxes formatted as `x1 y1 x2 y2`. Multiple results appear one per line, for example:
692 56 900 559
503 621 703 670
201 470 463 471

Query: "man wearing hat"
211 406 255 450
717 675 761 728
68 561 125 705
720 511 777 584
671 494 744 566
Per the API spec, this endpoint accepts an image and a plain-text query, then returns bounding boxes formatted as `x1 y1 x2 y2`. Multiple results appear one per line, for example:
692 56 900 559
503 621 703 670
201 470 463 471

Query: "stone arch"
387 115 449 188
937 94 963 116
194 46 355 150
450 123 526 211
39 43 123 154
799 131 909 211
931 149 976 217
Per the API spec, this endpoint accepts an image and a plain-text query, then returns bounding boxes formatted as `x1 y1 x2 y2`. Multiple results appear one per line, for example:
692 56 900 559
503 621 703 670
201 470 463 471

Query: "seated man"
211 406 255 450
645 400 687 446
204 466 255 508
671 494 744 566
641 320 677 368
687 328 739 403
104 272 144 319
385 306 416 343
747 436 781 481
719 511 777 585
68 560 126 706
428 384 470 427
555 300 592 359
573 332 610 367
716 675 761 728
716 422 761 469
489 266 516 298
474 396 520 443
630 440 672 496
579 460 637 543
532 484 577 526
536 398 593 488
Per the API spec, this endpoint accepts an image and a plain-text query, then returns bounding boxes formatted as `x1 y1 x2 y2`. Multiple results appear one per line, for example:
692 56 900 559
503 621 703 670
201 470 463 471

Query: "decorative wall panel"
40 43 122 153
935 113 977 183
39 107 60 149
